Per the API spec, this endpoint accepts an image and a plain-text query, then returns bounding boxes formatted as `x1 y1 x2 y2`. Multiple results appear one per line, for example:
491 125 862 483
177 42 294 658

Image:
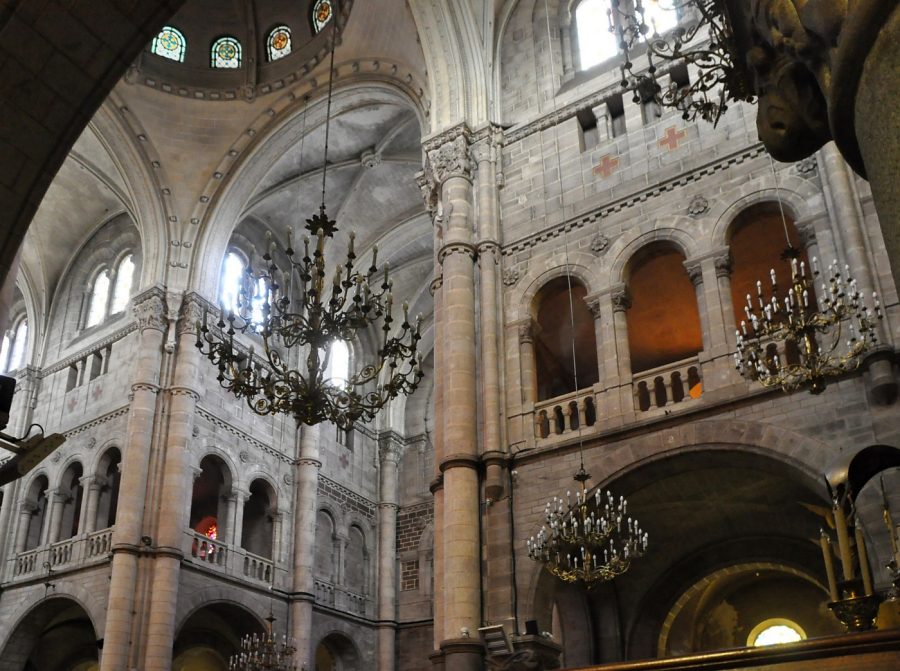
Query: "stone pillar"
377 437 402 671
713 252 736 351
272 510 284 565
585 296 606 386
230 488 248 550
517 321 537 409
79 475 102 536
473 132 504 502
684 259 712 353
43 489 64 545
0 482 20 569
611 286 634 419
101 288 166 671
427 132 482 671
13 500 36 553
143 293 205 671
291 424 321 670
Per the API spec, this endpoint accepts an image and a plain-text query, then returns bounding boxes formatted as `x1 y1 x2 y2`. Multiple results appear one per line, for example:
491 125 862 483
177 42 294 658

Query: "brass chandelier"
734 252 882 395
609 0 752 124
196 0 423 428
527 466 648 586
229 614 298 671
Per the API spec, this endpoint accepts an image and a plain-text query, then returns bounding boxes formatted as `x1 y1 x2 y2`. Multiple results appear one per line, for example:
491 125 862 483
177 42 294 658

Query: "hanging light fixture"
733 162 882 395
229 614 298 671
196 0 424 428
527 466 648 585
526 0 648 588
608 0 752 124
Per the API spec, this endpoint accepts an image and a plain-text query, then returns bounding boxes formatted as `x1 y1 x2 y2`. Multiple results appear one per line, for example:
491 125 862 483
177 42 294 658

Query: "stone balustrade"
633 357 703 414
534 389 598 440
314 578 373 617
9 527 115 580
242 550 274 584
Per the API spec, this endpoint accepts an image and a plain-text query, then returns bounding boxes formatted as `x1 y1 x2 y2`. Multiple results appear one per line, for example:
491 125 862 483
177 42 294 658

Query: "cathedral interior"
0 1 899 670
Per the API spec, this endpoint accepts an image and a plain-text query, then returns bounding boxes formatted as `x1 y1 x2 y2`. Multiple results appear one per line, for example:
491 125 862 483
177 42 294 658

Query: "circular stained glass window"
313 0 333 33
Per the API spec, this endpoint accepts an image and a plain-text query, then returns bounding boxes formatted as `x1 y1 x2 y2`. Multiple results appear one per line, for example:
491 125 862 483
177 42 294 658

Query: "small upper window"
211 37 242 69
327 340 350 386
267 25 292 61
151 26 187 62
87 270 111 328
312 0 334 34
221 252 245 314
9 320 28 371
641 0 679 36
576 0 618 70
111 254 135 315
0 334 9 373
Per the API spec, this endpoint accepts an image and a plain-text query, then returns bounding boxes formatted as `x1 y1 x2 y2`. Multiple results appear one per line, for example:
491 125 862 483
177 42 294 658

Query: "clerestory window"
575 0 618 70
211 36 242 69
266 25 292 62
311 0 334 34
151 26 187 62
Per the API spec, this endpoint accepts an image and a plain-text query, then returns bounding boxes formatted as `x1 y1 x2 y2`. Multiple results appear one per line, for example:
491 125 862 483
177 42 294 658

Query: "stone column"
13 500 36 554
43 488 64 545
230 488 248 550
377 437 402 671
291 423 321 670
684 259 712 353
79 475 102 536
473 132 504 501
101 288 166 671
427 131 482 671
610 286 634 419
517 321 537 409
585 296 606 386
272 510 284 565
143 293 204 671
713 252 736 351
0 481 20 570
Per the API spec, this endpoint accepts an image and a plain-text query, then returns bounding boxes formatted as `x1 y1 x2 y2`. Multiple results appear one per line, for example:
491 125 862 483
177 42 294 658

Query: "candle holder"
828 580 880 632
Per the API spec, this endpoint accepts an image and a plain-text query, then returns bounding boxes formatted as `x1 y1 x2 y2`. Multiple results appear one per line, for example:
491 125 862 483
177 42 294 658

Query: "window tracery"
266 25 292 61
211 36 242 69
151 26 187 62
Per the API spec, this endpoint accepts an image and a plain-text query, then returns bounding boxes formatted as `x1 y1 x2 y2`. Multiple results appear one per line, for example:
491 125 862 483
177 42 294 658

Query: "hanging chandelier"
527 466 648 586
608 0 752 124
195 0 423 428
229 615 298 671
734 251 882 395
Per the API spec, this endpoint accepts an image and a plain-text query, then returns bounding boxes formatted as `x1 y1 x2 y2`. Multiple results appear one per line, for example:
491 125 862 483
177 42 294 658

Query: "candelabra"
229 615 298 671
609 0 752 124
527 466 648 586
196 217 424 429
734 250 882 395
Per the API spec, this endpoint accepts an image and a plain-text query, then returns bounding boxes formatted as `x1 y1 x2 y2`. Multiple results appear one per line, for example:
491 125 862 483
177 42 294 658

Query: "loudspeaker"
525 619 539 636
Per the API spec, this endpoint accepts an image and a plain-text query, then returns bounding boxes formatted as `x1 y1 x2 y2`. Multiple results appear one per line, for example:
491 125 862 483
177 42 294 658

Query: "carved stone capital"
611 288 632 312
427 134 473 185
132 288 167 333
378 431 404 465
585 295 602 320
683 259 704 287
714 252 734 278
415 169 439 214
178 292 216 337
517 320 534 345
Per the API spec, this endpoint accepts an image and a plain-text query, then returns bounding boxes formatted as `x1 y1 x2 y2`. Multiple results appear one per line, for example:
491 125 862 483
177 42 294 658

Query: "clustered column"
426 131 482 671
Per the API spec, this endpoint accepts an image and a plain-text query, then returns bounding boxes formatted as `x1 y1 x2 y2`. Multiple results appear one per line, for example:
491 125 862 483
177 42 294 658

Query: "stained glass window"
267 25 292 61
312 0 334 34
9 320 27 371
576 0 617 70
211 37 242 69
151 26 186 62
111 254 134 314
87 270 110 328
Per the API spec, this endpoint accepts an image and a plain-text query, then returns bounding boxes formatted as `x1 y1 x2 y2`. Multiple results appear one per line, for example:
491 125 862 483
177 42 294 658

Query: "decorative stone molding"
714 253 734 278
437 241 477 264
132 288 167 333
178 292 216 337
612 288 632 312
426 133 473 185
585 296 602 320
797 222 818 247
683 260 704 287
429 276 443 296
590 233 611 255
517 321 534 345
794 156 818 176
296 458 323 469
415 170 439 213
378 435 403 465
687 195 710 218
361 148 382 169
502 268 521 287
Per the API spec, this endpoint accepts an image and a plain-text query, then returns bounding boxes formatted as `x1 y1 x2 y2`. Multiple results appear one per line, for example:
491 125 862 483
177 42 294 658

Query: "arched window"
211 36 242 69
9 319 28 371
344 525 367 594
641 0 679 36
190 455 231 542
315 509 336 580
221 252 245 314
533 277 599 401
23 475 49 551
327 340 350 386
110 254 134 314
96 449 122 530
151 26 187 62
0 333 10 373
266 25 292 61
241 479 275 559
312 0 334 34
748 619 806 646
86 270 110 327
58 462 84 541
625 244 703 373
575 0 617 70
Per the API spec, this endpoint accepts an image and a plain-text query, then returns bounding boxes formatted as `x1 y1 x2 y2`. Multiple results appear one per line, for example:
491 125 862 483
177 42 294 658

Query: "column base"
439 638 484 671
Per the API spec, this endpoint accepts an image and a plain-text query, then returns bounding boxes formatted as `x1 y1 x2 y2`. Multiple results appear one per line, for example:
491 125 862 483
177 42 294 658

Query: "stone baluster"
377 436 402 671
427 130 482 670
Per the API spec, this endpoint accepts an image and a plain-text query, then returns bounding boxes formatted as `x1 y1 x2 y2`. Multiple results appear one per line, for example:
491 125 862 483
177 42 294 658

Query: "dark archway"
0 597 99 671
173 601 265 671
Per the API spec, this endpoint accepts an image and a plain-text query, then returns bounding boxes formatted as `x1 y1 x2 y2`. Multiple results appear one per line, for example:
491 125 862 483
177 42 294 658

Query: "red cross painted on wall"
658 126 687 151
67 396 77 412
91 384 103 401
592 154 619 179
